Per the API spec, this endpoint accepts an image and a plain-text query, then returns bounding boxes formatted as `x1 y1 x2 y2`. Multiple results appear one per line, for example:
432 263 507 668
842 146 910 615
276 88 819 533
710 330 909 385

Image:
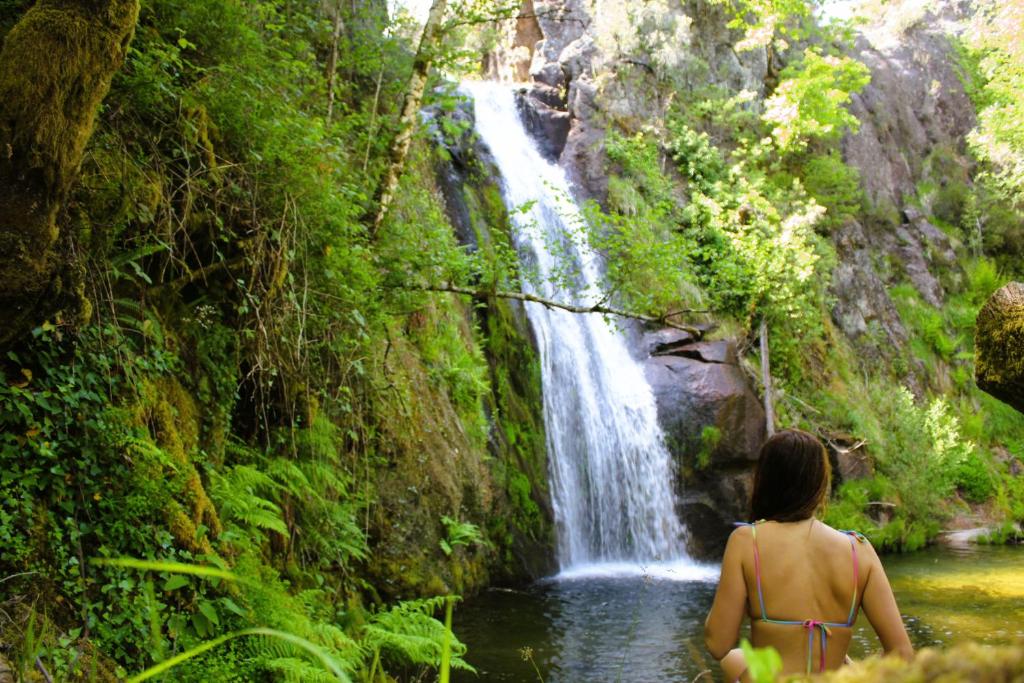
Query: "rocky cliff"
483 0 1017 557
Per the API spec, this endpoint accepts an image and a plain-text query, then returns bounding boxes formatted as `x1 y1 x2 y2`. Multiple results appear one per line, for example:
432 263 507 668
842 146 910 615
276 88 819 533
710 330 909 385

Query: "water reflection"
455 545 1024 682
544 576 718 682
454 575 719 682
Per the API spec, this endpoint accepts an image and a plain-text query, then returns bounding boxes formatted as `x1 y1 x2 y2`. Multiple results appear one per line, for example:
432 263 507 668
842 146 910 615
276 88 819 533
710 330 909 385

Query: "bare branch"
411 282 705 335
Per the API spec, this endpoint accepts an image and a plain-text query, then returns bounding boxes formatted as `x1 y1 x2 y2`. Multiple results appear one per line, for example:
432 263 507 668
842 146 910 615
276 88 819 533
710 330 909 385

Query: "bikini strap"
733 520 767 620
837 529 866 624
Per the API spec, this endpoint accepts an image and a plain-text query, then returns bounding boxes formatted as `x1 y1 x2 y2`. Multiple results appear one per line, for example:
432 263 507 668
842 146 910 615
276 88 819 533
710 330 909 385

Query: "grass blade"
127 627 350 682
91 558 238 583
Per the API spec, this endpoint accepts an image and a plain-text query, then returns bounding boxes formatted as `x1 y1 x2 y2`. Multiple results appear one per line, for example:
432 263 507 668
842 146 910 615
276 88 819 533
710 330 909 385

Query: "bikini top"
733 520 868 674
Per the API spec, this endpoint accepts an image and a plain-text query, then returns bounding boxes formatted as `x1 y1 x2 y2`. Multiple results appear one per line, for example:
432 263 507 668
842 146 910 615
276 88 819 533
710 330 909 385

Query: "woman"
704 429 914 680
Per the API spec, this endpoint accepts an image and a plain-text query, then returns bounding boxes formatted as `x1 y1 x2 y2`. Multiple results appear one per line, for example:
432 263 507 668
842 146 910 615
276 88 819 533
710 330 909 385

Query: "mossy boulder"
975 282 1024 414
823 643 1024 682
0 0 139 346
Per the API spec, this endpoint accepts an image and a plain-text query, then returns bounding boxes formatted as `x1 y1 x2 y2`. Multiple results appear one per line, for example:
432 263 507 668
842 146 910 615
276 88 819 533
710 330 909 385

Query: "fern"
439 515 487 556
362 597 474 674
210 464 288 535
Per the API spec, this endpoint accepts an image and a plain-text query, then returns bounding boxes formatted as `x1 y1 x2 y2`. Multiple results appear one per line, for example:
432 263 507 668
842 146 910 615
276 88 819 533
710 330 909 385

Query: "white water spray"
464 82 707 577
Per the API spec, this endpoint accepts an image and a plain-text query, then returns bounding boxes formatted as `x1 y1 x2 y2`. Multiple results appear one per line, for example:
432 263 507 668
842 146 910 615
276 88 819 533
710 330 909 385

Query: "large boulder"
643 335 766 558
976 282 1024 414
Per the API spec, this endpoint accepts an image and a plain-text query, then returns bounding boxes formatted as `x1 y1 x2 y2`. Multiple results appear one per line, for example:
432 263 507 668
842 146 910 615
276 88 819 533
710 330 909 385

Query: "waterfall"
464 82 698 575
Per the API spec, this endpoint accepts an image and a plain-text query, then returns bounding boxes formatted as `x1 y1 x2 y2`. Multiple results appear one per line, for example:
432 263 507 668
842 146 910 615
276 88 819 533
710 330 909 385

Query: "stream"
452 543 1024 682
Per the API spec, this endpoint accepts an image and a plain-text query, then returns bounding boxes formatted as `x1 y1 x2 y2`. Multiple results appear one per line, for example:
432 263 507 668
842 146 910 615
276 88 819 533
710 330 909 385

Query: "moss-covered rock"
976 282 1024 414
0 0 139 346
822 643 1024 682
430 99 556 581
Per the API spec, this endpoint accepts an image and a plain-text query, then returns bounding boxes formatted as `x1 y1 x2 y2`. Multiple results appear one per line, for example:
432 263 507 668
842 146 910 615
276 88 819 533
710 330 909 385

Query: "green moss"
824 642 1024 682
0 0 140 342
975 283 1024 413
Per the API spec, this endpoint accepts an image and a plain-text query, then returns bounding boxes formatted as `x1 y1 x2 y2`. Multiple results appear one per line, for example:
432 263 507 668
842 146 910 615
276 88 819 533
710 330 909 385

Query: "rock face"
842 6 975 211
643 335 766 558
480 0 995 561
515 85 571 161
823 3 975 381
976 282 1024 414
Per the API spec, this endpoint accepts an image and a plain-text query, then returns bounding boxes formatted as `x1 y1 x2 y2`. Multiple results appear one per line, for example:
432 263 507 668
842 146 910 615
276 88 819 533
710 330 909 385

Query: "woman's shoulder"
817 521 872 544
723 522 756 557
727 521 757 540
815 521 880 564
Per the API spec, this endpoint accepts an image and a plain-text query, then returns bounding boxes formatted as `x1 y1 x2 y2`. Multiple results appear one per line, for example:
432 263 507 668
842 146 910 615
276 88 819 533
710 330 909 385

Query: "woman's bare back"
705 518 913 678
739 519 862 671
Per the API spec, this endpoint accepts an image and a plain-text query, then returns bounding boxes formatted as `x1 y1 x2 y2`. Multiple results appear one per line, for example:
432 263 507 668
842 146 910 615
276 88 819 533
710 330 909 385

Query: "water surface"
453 544 1024 682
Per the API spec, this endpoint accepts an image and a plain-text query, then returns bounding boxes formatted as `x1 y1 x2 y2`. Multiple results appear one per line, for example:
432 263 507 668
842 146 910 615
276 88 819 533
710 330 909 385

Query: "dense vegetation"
0 0 1022 680
0 0 539 679
583 0 1024 552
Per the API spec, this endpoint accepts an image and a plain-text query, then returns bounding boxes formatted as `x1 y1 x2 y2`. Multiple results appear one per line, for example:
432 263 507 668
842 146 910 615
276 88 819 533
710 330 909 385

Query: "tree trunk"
325 1 344 122
0 0 140 346
760 318 776 437
370 0 448 239
976 282 1024 414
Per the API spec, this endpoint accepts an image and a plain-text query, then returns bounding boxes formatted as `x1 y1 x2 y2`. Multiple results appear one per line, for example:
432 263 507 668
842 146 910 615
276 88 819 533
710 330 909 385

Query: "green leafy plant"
763 47 871 152
739 639 783 683
439 516 488 556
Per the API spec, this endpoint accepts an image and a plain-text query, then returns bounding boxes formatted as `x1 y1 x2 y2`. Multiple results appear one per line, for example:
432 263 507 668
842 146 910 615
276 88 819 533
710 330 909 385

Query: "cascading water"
464 81 702 575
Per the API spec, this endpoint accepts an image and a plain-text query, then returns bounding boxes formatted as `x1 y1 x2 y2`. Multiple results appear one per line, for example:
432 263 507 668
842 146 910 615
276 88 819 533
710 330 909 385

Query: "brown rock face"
976 282 1024 414
644 337 766 557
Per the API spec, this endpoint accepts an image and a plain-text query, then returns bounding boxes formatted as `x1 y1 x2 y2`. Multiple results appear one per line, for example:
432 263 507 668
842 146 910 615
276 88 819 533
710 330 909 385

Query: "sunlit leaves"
711 0 814 52
763 47 871 152
966 0 1024 207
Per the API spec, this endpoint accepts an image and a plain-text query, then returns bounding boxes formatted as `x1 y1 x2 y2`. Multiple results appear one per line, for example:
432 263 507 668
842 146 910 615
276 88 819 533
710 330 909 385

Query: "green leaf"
162 575 189 591
739 639 782 683
126 628 350 682
197 600 219 626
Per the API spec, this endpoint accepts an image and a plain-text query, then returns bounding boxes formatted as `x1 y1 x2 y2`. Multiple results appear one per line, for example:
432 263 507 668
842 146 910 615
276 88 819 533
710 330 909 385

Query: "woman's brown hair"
750 428 831 522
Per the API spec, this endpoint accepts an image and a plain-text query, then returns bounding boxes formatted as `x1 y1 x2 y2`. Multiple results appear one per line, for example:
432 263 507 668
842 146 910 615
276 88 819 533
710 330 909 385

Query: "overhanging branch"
412 282 708 335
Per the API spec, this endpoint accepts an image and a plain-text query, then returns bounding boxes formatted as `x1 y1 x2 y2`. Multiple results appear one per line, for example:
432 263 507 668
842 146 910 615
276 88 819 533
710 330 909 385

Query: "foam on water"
554 560 720 583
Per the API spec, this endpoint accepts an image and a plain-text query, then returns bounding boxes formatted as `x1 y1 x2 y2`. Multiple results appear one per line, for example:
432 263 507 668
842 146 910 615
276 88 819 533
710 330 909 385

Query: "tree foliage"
966 0 1024 207
763 47 871 152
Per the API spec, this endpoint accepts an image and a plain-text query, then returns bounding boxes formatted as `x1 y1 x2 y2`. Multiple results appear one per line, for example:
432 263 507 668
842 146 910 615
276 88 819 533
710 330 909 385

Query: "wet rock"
527 82 567 109
642 328 698 356
515 87 571 161
644 339 766 558
975 282 1024 414
531 60 566 88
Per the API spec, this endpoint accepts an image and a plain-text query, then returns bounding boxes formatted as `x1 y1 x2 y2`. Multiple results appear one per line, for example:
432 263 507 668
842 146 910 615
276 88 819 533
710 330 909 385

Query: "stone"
557 34 598 82
531 58 566 88
526 82 566 109
667 340 738 364
644 343 766 558
842 7 975 210
830 218 909 351
642 328 698 356
975 282 1024 414
514 88 571 161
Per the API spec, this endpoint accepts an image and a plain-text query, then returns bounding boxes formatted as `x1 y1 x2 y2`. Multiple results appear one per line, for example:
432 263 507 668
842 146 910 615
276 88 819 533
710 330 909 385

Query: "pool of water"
451 544 1024 682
